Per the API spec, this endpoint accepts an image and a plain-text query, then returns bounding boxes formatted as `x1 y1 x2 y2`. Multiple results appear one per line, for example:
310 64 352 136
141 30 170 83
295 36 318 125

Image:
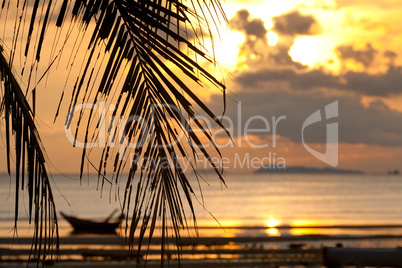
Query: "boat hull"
61 212 121 234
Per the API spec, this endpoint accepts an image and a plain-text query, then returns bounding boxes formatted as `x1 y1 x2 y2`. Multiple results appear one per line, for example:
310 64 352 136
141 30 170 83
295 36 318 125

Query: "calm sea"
1 173 402 240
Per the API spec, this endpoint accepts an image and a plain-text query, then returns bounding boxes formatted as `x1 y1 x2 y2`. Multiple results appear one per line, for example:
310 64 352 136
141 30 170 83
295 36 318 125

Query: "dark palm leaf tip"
0 46 59 263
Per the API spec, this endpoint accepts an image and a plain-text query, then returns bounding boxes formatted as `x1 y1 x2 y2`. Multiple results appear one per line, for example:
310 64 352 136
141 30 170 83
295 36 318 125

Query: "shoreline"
1 232 402 266
2 232 402 244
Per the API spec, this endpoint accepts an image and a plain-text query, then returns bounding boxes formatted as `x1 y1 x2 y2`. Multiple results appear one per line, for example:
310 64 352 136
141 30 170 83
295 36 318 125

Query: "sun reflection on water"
266 227 281 236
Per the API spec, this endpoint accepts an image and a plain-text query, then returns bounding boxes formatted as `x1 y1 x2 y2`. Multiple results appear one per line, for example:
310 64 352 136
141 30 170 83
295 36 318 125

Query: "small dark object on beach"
60 210 123 234
289 243 306 249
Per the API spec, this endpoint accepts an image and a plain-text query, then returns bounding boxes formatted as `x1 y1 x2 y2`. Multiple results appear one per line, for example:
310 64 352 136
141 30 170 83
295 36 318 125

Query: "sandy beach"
2 226 402 267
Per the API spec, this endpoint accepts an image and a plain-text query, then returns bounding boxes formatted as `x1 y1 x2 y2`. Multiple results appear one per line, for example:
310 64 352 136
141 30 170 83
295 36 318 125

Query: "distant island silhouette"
255 166 364 174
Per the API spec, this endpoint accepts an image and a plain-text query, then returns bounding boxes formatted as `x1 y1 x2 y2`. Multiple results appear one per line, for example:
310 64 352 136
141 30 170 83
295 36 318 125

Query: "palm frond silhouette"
0 0 228 265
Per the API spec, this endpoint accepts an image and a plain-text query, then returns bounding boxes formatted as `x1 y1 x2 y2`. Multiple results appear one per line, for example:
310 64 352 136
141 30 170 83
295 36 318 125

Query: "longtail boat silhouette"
60 209 123 234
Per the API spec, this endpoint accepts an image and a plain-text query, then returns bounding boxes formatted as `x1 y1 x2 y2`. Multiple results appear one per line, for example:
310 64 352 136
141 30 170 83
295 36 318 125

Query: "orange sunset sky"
1 0 402 174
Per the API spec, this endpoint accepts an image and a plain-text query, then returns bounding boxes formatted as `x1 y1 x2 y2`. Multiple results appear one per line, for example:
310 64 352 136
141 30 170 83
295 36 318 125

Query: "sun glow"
266 218 281 228
267 32 278 46
213 30 245 71
289 35 341 71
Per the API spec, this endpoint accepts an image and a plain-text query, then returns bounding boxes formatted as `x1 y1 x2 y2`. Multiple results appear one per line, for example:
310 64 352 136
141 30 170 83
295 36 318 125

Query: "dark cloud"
384 50 398 59
384 50 398 65
229 9 270 63
236 69 296 87
207 89 402 147
236 68 341 92
343 66 402 96
336 43 378 67
230 9 307 69
273 10 319 36
237 65 402 97
230 9 267 39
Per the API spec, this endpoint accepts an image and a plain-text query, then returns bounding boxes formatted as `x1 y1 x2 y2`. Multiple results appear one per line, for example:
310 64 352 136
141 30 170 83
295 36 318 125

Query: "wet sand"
2 231 402 267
